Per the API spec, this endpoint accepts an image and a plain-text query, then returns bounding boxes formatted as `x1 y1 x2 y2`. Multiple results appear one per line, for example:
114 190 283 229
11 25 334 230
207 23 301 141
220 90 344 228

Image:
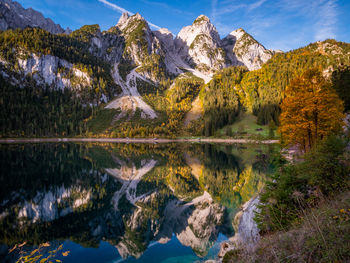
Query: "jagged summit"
222 28 273 70
117 12 130 27
175 14 224 73
116 12 148 33
193 14 211 24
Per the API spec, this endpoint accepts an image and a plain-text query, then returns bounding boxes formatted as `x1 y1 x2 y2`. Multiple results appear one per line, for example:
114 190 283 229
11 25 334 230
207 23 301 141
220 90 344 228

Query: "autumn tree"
279 68 344 152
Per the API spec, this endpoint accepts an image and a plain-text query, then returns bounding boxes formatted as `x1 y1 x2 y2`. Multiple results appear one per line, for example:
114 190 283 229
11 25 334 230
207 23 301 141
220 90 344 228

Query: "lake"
0 142 278 263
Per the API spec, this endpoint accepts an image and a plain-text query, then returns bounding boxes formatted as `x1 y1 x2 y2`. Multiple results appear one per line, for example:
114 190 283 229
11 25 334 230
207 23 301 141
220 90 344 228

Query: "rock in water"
218 196 260 260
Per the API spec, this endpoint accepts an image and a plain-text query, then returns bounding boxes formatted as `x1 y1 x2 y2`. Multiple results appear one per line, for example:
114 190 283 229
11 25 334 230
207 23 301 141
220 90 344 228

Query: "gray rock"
222 28 273 70
0 0 69 34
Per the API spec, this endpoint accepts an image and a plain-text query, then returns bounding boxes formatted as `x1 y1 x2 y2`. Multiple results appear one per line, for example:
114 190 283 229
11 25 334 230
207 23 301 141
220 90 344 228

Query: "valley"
0 1 350 263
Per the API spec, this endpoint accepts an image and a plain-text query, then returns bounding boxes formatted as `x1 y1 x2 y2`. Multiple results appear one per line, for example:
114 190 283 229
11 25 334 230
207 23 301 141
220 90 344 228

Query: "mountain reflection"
0 143 277 262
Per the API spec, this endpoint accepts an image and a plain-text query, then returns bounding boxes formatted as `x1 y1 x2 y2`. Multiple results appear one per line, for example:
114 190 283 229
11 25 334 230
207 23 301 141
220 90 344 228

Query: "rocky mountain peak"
175 14 224 73
117 12 130 27
222 28 273 70
192 14 211 25
176 14 220 48
0 0 68 34
154 28 175 51
227 28 248 41
116 12 148 33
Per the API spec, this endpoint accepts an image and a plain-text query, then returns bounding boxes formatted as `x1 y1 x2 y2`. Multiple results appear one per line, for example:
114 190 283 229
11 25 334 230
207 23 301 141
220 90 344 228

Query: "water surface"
0 143 277 262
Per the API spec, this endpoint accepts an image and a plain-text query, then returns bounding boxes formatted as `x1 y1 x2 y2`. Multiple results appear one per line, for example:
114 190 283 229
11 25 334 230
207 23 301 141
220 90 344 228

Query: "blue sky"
16 0 350 51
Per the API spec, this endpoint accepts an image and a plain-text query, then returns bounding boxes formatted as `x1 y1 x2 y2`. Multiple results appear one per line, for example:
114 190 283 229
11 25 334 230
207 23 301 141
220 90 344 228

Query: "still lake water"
0 142 277 263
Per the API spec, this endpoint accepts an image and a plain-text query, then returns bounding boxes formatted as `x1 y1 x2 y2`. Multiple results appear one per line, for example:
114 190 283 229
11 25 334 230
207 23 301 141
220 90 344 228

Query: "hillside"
0 0 349 138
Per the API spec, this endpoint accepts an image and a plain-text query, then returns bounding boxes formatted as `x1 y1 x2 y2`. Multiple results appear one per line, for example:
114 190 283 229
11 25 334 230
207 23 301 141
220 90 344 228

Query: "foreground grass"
86 109 120 134
224 136 350 263
224 191 350 263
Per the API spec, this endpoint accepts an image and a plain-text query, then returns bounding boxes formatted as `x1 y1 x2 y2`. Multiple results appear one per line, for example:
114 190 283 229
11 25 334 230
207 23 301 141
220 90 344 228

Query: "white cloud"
314 0 337 40
212 0 268 17
140 0 194 16
97 0 162 30
97 0 131 14
247 0 268 11
211 0 218 22
279 0 338 41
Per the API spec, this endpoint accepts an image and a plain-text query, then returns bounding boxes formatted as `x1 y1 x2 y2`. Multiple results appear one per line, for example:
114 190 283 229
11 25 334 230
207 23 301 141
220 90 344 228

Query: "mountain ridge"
0 0 71 34
0 0 349 138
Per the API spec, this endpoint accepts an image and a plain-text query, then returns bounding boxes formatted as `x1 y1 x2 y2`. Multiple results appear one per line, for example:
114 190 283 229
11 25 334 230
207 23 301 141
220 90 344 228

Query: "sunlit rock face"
175 15 226 74
222 28 273 71
16 54 92 90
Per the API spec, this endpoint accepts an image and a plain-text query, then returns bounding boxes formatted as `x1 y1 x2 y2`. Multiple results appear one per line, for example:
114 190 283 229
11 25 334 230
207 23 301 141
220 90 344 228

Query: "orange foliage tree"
279 68 344 151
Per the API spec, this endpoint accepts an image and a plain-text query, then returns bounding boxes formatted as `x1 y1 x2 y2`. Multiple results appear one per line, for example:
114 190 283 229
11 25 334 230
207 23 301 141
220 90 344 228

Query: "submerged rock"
218 196 260 261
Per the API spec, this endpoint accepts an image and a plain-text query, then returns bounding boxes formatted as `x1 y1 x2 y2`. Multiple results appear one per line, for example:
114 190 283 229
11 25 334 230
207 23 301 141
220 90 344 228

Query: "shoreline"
0 138 279 144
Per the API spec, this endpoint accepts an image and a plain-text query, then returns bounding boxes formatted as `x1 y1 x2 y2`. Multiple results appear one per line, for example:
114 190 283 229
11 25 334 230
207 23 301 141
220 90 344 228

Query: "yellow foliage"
279 68 344 151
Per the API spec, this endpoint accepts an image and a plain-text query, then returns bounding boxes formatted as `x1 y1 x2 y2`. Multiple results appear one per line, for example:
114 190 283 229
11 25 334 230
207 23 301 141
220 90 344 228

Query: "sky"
16 0 350 51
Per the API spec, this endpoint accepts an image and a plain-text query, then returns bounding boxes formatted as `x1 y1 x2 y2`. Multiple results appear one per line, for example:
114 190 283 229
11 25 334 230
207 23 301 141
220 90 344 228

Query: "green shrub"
256 136 349 232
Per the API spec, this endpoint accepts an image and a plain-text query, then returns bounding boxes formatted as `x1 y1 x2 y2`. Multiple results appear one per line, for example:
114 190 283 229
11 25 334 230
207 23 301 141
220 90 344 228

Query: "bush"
256 136 349 232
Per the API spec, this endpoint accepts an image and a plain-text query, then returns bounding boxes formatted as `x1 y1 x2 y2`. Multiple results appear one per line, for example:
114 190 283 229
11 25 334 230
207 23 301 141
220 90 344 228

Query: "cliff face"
17 54 92 90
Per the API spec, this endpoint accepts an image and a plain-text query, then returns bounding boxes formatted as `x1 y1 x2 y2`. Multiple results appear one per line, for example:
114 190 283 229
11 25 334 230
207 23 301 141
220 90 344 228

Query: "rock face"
115 13 157 65
175 15 225 74
232 196 260 246
222 28 273 70
16 53 92 90
0 0 70 34
218 196 260 260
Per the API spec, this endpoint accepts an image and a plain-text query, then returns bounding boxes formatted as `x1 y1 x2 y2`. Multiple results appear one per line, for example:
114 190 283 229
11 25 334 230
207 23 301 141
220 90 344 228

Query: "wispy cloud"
247 0 268 11
212 0 268 17
211 0 218 22
314 0 337 40
279 0 338 41
211 0 339 49
140 0 194 16
97 0 162 30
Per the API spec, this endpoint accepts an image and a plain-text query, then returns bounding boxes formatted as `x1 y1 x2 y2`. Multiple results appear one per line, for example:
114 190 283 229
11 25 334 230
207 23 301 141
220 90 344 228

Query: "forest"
0 25 349 138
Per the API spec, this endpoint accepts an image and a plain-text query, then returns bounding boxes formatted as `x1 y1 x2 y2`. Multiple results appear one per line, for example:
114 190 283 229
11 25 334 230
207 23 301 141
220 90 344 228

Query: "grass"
217 113 271 138
223 190 350 263
86 109 120 134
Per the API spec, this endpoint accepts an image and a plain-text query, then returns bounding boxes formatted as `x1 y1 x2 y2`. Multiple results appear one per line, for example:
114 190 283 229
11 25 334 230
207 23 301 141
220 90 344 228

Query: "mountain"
0 0 71 34
0 1 349 138
222 28 273 70
175 15 225 73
